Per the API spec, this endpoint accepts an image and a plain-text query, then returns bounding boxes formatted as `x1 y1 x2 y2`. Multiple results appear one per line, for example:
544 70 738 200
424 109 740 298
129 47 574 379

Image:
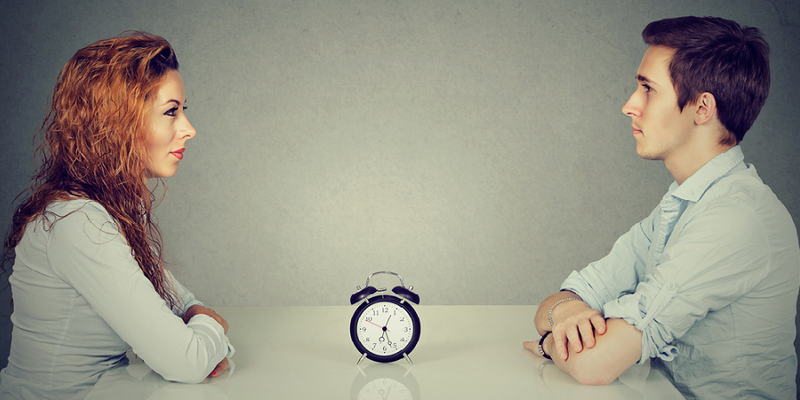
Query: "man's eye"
643 84 652 92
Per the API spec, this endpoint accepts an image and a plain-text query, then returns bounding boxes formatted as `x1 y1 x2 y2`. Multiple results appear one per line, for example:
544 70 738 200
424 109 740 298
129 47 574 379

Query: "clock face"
357 378 413 400
350 295 420 362
350 363 420 400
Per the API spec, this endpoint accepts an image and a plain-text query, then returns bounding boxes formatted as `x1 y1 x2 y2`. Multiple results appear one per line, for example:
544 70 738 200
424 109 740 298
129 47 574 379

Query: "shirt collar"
669 146 745 203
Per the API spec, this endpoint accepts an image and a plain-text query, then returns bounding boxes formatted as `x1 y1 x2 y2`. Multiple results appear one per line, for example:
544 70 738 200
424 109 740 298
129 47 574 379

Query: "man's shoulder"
691 163 798 252
702 163 781 208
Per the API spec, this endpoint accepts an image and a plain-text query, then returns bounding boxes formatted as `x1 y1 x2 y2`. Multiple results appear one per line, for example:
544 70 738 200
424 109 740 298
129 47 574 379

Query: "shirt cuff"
603 287 680 364
186 314 229 359
560 270 607 312
188 314 234 358
224 335 235 359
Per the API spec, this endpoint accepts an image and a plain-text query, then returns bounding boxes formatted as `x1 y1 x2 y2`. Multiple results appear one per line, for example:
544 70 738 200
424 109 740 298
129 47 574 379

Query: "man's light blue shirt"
562 146 800 399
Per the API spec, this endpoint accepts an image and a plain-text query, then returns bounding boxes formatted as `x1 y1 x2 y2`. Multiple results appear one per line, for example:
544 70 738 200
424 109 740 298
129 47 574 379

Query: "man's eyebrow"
636 74 652 84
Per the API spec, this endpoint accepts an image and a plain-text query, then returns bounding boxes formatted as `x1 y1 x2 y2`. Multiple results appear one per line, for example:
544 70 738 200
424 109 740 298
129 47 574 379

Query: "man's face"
622 45 696 162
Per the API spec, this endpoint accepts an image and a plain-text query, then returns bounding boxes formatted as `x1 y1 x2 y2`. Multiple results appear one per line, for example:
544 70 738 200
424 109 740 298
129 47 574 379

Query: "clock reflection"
350 363 420 400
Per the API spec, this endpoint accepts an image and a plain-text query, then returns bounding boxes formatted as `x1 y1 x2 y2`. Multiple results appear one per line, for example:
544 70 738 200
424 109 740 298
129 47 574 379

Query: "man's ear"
693 92 718 125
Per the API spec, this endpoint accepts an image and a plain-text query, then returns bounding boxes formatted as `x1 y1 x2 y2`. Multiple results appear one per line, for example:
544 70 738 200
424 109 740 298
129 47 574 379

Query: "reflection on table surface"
85 351 232 400
85 306 685 399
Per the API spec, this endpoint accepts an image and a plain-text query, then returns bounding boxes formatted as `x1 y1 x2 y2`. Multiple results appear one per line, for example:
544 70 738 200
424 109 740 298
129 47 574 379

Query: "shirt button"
668 282 677 290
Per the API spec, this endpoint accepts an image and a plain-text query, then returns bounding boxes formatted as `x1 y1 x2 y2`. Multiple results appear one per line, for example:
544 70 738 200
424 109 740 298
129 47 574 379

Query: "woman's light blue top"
0 199 232 399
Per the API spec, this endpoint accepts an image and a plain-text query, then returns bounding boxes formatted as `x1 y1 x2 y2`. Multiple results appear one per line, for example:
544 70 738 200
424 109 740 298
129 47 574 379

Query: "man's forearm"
544 318 642 385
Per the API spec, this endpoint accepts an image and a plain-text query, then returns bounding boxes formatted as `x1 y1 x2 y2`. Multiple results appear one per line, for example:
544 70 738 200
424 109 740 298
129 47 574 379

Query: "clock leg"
356 353 367 365
403 353 414 366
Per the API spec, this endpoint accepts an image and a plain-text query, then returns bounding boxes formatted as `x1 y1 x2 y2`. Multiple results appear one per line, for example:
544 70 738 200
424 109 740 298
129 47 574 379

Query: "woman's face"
144 70 196 180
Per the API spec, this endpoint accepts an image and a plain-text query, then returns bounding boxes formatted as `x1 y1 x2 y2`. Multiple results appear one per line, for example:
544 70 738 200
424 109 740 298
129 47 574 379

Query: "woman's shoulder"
39 199 128 253
46 198 112 218
42 198 118 231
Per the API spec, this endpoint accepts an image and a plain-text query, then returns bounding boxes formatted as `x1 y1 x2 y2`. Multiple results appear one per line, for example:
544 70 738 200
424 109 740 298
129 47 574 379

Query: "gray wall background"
1 0 798 381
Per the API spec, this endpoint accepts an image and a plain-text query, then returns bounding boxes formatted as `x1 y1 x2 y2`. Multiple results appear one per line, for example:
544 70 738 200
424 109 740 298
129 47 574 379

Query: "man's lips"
632 126 643 135
170 148 185 160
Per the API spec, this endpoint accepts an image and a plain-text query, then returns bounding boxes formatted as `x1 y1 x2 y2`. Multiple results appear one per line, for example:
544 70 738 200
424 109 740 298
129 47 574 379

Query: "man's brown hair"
643 16 770 145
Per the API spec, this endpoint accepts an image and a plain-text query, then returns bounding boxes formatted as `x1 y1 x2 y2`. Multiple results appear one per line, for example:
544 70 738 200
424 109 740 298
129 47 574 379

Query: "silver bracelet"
548 297 581 327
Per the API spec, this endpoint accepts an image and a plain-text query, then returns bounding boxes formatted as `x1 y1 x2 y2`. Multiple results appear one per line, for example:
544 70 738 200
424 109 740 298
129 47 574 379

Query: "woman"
0 32 233 399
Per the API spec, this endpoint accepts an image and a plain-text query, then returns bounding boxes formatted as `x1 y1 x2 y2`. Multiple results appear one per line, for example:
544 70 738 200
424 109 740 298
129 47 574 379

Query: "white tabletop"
85 305 685 399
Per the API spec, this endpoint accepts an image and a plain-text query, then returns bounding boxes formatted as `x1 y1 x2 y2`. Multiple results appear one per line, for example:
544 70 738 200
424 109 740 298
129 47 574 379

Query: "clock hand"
365 319 390 332
380 331 393 347
382 384 393 400
381 329 393 346
383 316 393 344
381 315 394 344
365 319 385 329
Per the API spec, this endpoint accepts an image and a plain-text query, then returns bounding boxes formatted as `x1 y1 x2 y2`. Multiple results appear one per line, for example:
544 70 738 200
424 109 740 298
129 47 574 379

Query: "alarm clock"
349 271 421 365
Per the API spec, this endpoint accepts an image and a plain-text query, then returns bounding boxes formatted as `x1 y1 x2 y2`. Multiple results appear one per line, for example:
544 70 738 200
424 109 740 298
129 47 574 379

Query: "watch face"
350 295 420 362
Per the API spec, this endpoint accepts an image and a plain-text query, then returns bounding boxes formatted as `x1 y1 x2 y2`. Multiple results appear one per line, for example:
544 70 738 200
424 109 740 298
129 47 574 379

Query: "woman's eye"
164 107 179 117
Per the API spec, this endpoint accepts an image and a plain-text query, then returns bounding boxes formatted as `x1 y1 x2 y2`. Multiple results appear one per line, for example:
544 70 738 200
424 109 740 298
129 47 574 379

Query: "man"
524 16 800 399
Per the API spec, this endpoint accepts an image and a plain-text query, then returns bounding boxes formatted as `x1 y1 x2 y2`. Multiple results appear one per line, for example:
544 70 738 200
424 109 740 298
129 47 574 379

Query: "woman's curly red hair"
4 32 181 309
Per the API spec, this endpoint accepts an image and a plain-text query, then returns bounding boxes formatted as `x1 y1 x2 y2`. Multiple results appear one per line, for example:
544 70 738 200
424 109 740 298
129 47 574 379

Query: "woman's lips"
171 149 185 160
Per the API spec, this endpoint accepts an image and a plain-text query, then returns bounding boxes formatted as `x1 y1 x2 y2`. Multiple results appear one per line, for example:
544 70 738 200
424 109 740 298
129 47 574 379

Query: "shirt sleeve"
602 198 771 364
168 270 236 360
561 206 659 311
167 269 204 315
46 202 228 383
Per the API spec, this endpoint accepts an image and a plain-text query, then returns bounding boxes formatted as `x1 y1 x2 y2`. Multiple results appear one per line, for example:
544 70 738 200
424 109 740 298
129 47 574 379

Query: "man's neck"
665 142 735 185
